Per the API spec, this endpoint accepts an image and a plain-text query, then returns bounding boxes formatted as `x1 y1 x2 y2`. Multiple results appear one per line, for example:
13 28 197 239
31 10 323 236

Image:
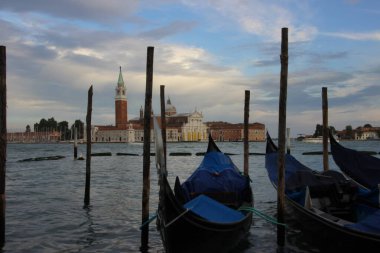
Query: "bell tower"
115 66 128 128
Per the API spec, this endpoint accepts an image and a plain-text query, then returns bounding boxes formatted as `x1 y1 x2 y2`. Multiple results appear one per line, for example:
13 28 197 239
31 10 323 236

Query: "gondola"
265 132 380 251
329 133 380 192
154 119 253 253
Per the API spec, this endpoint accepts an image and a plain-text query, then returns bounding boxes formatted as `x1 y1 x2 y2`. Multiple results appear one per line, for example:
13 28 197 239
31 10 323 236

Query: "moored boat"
265 132 380 252
154 119 253 253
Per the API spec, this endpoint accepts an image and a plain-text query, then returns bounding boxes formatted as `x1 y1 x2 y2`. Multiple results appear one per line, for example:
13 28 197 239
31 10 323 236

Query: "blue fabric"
345 204 380 234
357 188 380 207
181 151 248 201
184 194 245 223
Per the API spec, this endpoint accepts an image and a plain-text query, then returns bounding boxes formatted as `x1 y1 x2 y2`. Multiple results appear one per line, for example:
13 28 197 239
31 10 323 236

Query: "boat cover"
181 151 249 202
330 134 380 190
184 194 245 223
345 203 380 234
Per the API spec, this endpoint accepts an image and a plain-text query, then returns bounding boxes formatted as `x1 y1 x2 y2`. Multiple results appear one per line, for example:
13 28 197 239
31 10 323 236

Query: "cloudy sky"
1 0 380 136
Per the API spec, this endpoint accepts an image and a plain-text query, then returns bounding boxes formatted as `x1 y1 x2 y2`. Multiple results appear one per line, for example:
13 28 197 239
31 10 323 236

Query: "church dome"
165 98 177 116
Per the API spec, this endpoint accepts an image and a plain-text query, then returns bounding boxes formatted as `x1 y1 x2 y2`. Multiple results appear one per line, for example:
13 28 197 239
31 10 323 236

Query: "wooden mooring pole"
286 128 291 154
244 90 250 176
322 87 329 171
84 85 93 207
277 27 288 247
160 85 167 162
74 127 78 159
0 45 6 248
141 46 154 251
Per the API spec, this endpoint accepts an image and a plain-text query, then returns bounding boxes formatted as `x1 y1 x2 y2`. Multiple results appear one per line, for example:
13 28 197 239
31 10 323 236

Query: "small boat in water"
330 133 380 204
265 132 380 251
154 119 253 253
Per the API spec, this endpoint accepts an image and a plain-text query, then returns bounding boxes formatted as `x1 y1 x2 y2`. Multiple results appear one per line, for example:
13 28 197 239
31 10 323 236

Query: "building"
89 68 209 142
354 127 380 140
206 121 265 142
7 131 60 143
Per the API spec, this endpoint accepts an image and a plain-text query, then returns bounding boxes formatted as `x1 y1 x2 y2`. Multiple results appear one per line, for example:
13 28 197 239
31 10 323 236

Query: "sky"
1 0 380 137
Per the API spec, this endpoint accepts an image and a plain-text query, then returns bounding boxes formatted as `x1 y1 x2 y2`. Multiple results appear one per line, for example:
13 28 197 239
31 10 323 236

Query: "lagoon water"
4 140 380 252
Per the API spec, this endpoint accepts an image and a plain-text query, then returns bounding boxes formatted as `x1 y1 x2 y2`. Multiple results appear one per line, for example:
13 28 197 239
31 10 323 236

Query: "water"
4 140 380 252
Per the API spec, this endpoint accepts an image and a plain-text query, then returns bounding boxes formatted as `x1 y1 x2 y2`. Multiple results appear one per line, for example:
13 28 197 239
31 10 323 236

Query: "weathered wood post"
74 127 78 159
0 45 6 248
277 27 288 247
141 46 154 251
84 85 93 207
244 90 250 176
322 87 329 171
160 85 167 162
286 128 291 154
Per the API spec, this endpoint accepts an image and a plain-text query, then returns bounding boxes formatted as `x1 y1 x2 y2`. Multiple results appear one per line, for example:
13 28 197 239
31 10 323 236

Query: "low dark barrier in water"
116 153 139 156
195 152 205 156
249 153 265 156
18 155 66 162
359 151 378 155
91 152 112 156
302 151 331 155
169 152 192 156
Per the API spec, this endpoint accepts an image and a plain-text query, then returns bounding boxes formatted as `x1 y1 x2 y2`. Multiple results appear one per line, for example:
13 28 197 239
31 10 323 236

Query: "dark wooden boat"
330 133 380 190
265 132 380 252
154 120 253 253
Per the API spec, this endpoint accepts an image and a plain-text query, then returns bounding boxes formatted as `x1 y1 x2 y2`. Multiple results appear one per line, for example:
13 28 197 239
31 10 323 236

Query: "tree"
345 125 354 139
58 121 70 140
71 119 84 139
363 123 372 128
25 125 31 133
313 124 323 137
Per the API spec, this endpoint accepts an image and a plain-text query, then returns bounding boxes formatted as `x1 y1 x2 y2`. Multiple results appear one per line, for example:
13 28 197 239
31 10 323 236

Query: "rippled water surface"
4 140 380 252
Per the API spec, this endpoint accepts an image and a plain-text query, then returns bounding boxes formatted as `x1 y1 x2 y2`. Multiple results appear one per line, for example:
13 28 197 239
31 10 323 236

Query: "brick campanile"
115 66 128 128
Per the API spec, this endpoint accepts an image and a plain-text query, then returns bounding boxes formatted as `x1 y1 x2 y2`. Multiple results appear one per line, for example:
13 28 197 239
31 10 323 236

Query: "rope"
139 213 157 230
239 207 288 228
165 209 190 228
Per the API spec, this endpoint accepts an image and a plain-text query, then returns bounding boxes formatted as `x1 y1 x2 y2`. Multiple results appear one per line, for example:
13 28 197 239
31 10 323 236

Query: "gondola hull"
157 177 253 253
265 132 380 252
283 192 380 252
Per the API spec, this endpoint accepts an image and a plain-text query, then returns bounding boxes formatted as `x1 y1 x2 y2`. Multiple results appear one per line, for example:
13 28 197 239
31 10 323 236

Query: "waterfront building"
7 131 60 143
206 121 266 142
89 68 209 142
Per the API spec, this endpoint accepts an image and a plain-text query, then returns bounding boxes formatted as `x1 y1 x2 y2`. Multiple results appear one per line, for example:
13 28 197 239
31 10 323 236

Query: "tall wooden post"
286 128 290 154
244 90 250 176
322 87 329 171
277 27 288 247
74 127 78 159
141 46 154 251
160 85 167 162
0 45 7 248
84 85 93 207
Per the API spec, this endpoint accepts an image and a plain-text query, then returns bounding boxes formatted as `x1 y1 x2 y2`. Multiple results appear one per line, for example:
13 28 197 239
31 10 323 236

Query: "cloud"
323 31 380 41
0 0 140 23
138 20 197 39
181 0 318 42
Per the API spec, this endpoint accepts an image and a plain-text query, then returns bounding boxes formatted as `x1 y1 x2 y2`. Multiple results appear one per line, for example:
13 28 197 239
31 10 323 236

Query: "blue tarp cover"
181 151 248 201
345 204 380 234
184 194 245 223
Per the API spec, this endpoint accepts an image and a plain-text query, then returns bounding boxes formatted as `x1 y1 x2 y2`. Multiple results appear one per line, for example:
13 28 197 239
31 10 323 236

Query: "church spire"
117 66 124 87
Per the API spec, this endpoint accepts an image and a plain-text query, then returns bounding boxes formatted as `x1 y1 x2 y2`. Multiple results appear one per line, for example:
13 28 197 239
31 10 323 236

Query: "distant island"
298 123 380 141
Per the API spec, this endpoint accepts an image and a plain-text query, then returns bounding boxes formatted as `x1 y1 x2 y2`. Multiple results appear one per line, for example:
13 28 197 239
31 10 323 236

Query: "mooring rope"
140 206 287 230
239 206 288 227
139 212 157 230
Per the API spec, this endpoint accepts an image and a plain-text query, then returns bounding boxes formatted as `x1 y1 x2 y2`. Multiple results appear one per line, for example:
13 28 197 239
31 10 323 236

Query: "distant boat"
302 136 339 143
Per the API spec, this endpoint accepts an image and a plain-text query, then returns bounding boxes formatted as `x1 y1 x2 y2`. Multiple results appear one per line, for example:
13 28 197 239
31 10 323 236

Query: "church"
89 68 209 142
